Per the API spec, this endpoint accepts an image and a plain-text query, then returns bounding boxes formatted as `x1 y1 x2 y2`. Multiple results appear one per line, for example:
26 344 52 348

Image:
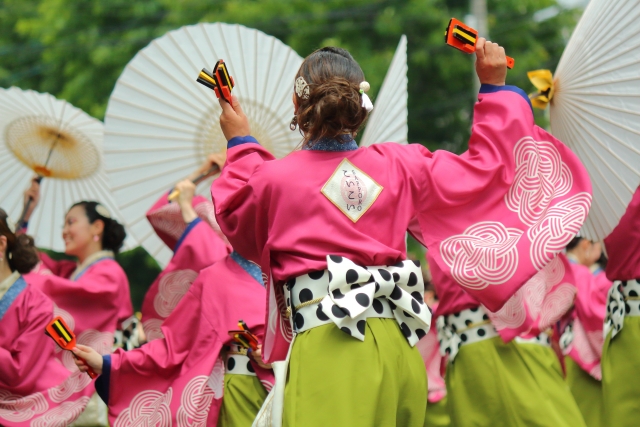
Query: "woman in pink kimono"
601 185 640 427
19 180 133 424
140 156 231 342
210 40 591 426
72 252 274 427
21 179 133 351
561 237 611 427
0 209 94 426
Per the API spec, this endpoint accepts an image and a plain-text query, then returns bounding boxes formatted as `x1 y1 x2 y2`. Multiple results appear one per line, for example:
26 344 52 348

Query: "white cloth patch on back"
321 158 383 222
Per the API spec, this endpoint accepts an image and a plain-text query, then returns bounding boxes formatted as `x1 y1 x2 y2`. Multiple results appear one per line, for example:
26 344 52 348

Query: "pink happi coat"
604 185 640 281
429 251 577 341
25 252 132 361
0 275 95 426
141 193 230 341
211 86 592 362
103 254 274 427
416 303 446 403
563 261 611 379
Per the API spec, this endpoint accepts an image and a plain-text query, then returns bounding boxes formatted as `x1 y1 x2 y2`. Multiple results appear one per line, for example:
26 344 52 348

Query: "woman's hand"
475 37 507 86
249 344 272 370
72 344 104 375
174 179 198 223
187 153 226 182
219 96 251 141
22 177 41 222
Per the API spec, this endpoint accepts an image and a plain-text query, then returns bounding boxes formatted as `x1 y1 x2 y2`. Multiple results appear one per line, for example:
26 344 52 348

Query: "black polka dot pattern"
283 255 433 344
436 306 500 362
605 279 640 340
224 345 258 377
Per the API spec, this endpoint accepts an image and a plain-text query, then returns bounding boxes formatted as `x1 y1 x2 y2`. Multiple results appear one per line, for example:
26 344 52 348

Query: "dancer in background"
73 251 274 427
601 186 640 427
140 154 230 341
20 178 132 426
211 39 590 426
0 209 94 426
561 237 611 427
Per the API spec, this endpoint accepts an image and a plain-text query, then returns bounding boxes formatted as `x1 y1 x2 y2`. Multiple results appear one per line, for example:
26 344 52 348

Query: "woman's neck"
76 242 104 264
0 258 13 284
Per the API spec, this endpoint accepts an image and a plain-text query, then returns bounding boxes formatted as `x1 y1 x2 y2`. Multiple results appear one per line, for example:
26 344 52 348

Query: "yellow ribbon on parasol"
527 69 555 109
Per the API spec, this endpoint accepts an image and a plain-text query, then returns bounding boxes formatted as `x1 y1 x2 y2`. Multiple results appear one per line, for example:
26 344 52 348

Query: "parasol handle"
17 176 44 229
167 164 220 202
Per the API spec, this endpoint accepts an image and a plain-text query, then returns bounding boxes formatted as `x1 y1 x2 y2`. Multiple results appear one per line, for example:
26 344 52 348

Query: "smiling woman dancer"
211 39 591 426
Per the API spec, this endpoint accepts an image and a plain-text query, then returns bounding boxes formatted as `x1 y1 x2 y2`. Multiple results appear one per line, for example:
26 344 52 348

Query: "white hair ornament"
360 81 373 112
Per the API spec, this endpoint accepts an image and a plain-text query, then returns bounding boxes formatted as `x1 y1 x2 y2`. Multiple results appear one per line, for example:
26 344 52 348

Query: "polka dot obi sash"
604 279 640 340
224 343 258 376
284 255 432 345
436 306 499 362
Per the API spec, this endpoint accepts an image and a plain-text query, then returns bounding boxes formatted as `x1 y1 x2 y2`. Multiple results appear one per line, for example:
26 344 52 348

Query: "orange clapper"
228 320 259 351
444 18 515 69
196 59 235 103
45 316 98 379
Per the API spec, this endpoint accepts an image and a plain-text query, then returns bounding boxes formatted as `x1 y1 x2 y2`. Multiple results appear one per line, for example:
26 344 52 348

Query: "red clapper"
196 59 235 103
228 320 259 351
45 316 98 379
445 18 515 69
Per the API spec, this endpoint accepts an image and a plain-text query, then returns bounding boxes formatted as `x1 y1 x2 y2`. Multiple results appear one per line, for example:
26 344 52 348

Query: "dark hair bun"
102 220 126 254
10 234 40 274
70 201 127 254
296 47 368 144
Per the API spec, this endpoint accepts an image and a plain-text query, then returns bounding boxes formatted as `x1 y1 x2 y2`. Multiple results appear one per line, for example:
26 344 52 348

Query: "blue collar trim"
0 276 27 321
74 257 111 281
230 251 263 286
303 135 358 152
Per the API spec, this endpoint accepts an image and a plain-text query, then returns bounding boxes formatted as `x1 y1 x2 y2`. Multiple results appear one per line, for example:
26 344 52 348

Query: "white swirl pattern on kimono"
148 203 185 241
177 376 215 427
30 396 90 427
505 138 573 226
488 256 567 329
47 371 90 403
0 391 48 422
488 290 527 329
113 389 173 427
440 222 523 290
206 358 225 399
528 193 592 270
154 270 198 318
142 318 165 342
538 283 575 330
567 318 603 380
194 202 228 245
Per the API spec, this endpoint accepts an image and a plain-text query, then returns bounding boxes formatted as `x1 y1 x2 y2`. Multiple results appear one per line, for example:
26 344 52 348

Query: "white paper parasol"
360 35 408 146
104 23 304 266
0 87 136 252
549 0 640 241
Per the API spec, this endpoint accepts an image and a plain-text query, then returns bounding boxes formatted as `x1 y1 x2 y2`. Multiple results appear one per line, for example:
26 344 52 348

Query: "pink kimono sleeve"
146 192 230 250
35 252 76 278
211 138 275 263
0 286 57 394
604 185 640 281
412 85 592 311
